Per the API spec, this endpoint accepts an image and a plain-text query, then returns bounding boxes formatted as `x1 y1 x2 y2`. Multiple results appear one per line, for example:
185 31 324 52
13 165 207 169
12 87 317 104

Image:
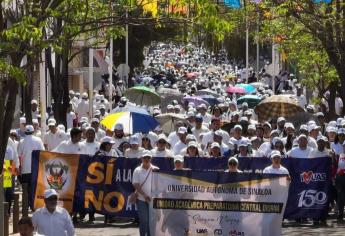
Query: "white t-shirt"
124 147 145 158
132 164 159 201
308 149 331 158
263 165 289 175
66 112 76 130
201 130 230 148
43 130 68 151
53 140 83 154
81 141 100 156
95 129 106 142
296 95 307 108
173 141 187 155
331 142 343 155
167 132 179 147
288 147 314 158
76 100 89 118
335 97 343 116
192 126 209 142
151 148 173 158
18 135 45 174
258 142 273 157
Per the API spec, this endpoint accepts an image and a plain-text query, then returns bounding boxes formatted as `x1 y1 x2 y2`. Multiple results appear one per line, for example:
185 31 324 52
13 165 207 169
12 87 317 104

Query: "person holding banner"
132 150 159 236
225 157 243 173
335 141 345 223
96 136 118 157
263 150 289 175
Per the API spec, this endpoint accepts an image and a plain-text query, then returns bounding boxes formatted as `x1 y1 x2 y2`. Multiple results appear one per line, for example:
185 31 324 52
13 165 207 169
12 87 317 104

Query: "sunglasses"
158 140 166 144
142 156 151 159
228 162 237 166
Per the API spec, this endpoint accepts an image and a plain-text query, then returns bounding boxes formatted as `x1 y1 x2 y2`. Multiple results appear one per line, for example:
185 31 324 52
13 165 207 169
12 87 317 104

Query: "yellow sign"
3 160 12 188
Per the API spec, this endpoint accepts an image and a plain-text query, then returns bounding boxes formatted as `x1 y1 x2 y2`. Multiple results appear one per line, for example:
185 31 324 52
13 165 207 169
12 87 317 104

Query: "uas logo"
300 171 326 184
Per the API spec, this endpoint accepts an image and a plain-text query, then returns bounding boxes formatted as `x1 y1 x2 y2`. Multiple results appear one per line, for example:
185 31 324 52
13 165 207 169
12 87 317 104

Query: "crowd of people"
3 42 345 236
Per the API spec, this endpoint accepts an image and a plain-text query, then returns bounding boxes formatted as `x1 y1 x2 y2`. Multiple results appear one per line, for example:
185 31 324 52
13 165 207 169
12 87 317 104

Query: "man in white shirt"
66 103 76 130
32 189 75 236
44 119 68 151
295 87 307 108
81 127 100 155
53 128 83 154
288 134 314 158
151 134 173 158
76 93 89 119
112 123 129 149
191 115 209 142
31 99 40 119
124 136 145 158
172 127 188 155
309 136 331 158
18 125 45 208
201 117 229 150
132 150 159 236
335 95 343 116
91 118 106 141
263 150 289 175
167 121 184 148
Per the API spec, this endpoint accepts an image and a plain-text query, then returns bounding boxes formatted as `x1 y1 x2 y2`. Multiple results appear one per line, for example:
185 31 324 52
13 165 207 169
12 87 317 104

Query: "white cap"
297 134 308 141
284 122 295 130
248 124 256 131
188 141 198 148
238 139 248 147
48 118 57 126
114 123 124 130
130 136 139 145
31 99 38 105
210 142 220 149
69 90 75 95
167 104 174 110
263 122 271 129
174 155 184 163
19 117 26 124
91 118 100 123
272 137 282 146
80 117 89 123
100 136 115 144
186 134 196 141
141 150 152 158
178 127 188 134
328 121 337 127
228 156 239 164
326 126 337 133
308 124 320 133
32 119 39 124
94 110 101 116
277 117 286 123
270 130 279 136
317 136 328 142
338 128 345 135
25 125 34 133
187 111 195 118
44 189 58 199
234 124 242 130
82 92 88 98
157 134 167 142
299 124 308 131
270 150 281 158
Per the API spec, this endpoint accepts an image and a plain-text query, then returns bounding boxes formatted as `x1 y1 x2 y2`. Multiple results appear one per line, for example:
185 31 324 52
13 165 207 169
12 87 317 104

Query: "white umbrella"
155 113 187 134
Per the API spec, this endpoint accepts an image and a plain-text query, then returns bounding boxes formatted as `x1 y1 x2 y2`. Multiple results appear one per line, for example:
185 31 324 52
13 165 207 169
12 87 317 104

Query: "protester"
132 151 159 236
95 136 117 157
18 216 43 236
151 134 173 158
53 128 83 154
32 189 75 236
263 151 289 175
225 157 243 173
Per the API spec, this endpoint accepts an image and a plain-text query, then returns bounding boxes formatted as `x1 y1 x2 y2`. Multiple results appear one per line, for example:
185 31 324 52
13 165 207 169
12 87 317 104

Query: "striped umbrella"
124 86 161 106
101 111 159 134
255 95 304 121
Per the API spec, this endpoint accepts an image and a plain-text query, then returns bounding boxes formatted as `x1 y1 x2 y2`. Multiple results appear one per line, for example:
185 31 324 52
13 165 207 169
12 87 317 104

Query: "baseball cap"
317 136 328 142
297 134 308 141
238 139 248 147
270 130 279 136
94 110 101 116
114 123 124 130
174 155 184 163
31 99 38 105
187 111 195 118
178 127 187 134
228 157 239 164
19 117 26 124
82 92 88 98
157 134 167 142
141 150 152 158
272 137 282 146
338 128 345 135
210 142 220 149
130 136 139 145
248 124 256 131
277 117 286 123
188 141 198 148
48 118 57 126
44 189 58 199
308 124 320 133
186 134 196 141
91 118 100 123
299 125 308 131
32 119 39 124
263 122 271 129
25 125 34 133
234 124 242 130
284 122 295 130
100 136 115 144
195 115 203 122
326 126 337 133
270 150 281 159
316 112 324 117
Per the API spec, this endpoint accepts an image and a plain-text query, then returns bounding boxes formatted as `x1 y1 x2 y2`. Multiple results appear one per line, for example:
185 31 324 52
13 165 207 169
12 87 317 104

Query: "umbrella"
182 96 209 106
195 89 220 98
197 95 220 106
237 95 262 108
254 95 304 121
111 105 149 115
157 87 181 97
155 113 187 134
101 111 159 134
226 86 246 94
124 86 161 106
186 72 199 79
250 82 266 88
235 84 256 94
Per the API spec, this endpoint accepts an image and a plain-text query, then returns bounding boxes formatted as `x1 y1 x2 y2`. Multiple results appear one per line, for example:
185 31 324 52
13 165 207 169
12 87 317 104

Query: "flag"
224 0 241 8
313 0 332 3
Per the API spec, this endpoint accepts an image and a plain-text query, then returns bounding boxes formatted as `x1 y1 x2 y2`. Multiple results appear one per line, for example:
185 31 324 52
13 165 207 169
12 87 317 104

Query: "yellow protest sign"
3 160 12 188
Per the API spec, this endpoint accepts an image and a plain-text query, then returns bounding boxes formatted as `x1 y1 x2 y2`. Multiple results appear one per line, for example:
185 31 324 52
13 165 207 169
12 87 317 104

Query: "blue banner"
31 152 331 219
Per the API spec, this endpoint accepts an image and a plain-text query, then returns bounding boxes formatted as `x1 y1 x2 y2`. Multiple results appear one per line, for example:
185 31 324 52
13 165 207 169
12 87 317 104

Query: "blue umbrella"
235 84 256 94
111 105 150 115
197 95 220 106
237 95 262 108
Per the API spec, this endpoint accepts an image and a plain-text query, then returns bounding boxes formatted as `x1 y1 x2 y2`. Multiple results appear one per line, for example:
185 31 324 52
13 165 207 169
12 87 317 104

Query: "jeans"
137 200 150 236
336 175 345 219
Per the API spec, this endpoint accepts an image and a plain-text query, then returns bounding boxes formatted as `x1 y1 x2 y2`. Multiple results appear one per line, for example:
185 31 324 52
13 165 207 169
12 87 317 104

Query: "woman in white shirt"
225 157 243 173
263 150 289 175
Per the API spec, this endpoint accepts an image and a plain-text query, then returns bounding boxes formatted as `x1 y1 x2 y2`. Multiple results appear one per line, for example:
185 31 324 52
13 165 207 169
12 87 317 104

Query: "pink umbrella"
186 72 199 79
226 86 246 94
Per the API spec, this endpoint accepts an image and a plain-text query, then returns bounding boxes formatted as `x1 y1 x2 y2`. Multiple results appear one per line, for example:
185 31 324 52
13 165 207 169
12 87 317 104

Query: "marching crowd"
3 43 345 236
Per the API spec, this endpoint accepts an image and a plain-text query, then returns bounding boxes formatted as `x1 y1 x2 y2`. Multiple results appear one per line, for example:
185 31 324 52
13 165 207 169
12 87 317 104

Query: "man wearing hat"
263 150 289 175
66 103 77 130
31 99 39 119
124 136 145 158
288 134 314 158
225 157 243 173
309 136 331 158
32 189 75 236
132 150 159 236
43 119 68 151
173 155 188 170
17 117 27 139
81 127 100 156
201 116 229 150
113 123 129 149
167 121 185 147
172 127 188 155
91 118 106 141
151 134 173 158
76 92 90 119
191 115 209 142
53 128 83 154
18 125 45 209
